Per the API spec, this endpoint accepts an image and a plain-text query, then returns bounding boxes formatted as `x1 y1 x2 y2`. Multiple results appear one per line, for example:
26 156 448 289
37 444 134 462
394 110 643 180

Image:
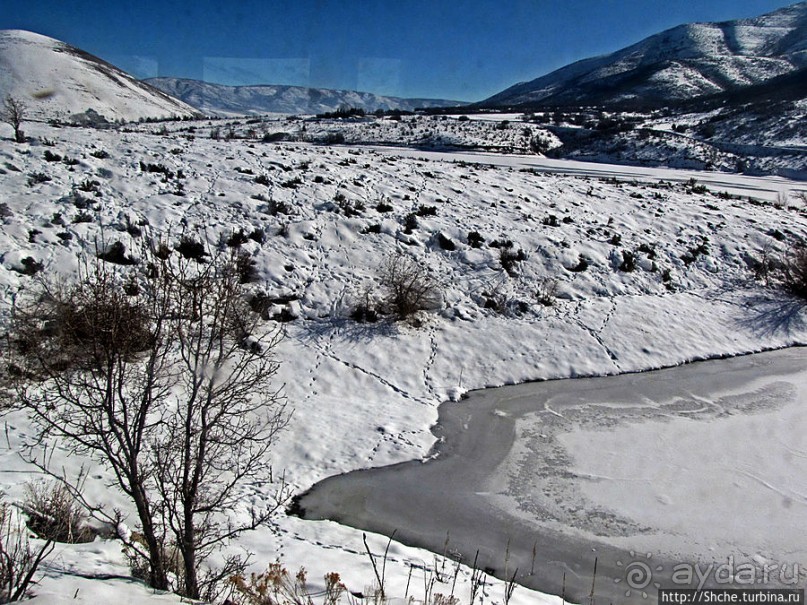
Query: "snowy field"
1 119 807 604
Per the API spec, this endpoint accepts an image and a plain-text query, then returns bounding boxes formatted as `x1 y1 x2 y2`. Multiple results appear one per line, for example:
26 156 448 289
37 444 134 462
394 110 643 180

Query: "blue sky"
1 0 799 101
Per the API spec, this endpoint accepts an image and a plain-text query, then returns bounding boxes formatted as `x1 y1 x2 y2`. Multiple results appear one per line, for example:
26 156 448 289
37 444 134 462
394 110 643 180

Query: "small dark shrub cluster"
43 150 62 162
375 201 394 213
267 200 292 216
681 239 710 266
361 223 382 235
249 228 266 244
350 290 380 323
781 246 807 299
403 213 419 234
125 217 144 238
467 231 485 248
543 214 559 227
77 179 101 193
176 236 207 261
139 161 175 181
72 211 93 224
416 205 438 217
500 247 527 276
490 238 513 249
619 250 636 272
14 257 44 276
27 172 51 187
98 241 137 266
536 277 559 306
262 131 291 143
227 229 250 248
90 149 110 159
236 252 260 283
71 192 94 209
638 243 657 259
337 199 365 218
322 132 346 145
436 232 456 251
281 177 303 189
687 178 709 194
568 255 589 272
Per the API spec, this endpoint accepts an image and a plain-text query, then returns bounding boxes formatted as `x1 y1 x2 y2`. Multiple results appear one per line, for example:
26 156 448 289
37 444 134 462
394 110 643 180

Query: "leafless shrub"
349 286 380 323
781 244 807 299
229 563 347 605
499 248 527 276
535 277 559 306
378 251 442 320
773 190 789 209
21 482 94 544
0 500 54 602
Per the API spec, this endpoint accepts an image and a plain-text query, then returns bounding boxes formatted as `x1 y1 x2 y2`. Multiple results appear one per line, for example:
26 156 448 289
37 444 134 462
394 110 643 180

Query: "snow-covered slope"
0 30 199 123
146 77 464 117
483 1 807 108
1 118 807 605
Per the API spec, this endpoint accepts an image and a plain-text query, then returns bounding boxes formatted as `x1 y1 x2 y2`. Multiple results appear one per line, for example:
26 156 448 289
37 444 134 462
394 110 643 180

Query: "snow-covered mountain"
0 30 199 123
482 1 807 108
146 77 464 116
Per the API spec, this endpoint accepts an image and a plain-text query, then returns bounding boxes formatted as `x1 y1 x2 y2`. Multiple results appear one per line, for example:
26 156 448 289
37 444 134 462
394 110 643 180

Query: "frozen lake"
294 348 807 604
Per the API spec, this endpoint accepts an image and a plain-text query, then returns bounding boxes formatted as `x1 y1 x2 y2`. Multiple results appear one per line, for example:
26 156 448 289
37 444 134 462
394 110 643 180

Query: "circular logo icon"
625 561 653 590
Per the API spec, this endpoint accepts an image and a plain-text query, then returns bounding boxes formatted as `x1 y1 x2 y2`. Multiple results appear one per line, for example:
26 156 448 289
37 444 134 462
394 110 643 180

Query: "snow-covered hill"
0 117 806 604
146 77 464 117
0 30 199 123
482 1 807 108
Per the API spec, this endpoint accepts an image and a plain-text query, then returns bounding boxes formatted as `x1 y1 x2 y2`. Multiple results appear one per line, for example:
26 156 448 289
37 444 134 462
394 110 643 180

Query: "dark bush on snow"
782 245 807 299
176 237 207 261
98 241 137 266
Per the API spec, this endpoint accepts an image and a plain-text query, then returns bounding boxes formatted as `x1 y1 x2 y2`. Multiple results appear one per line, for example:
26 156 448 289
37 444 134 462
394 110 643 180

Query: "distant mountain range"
481 1 807 109
145 78 464 116
2 1 806 125
0 30 198 123
0 29 461 123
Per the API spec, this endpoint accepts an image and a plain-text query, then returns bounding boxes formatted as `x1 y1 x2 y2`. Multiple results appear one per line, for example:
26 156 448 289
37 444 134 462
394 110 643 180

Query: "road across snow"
366 146 807 202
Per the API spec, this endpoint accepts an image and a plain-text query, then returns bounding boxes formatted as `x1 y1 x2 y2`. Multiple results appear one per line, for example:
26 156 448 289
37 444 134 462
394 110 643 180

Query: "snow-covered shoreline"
1 120 807 604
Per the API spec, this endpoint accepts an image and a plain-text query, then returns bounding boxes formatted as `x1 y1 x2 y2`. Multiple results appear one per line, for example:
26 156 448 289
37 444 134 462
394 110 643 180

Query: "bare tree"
1 96 26 144
7 247 289 599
